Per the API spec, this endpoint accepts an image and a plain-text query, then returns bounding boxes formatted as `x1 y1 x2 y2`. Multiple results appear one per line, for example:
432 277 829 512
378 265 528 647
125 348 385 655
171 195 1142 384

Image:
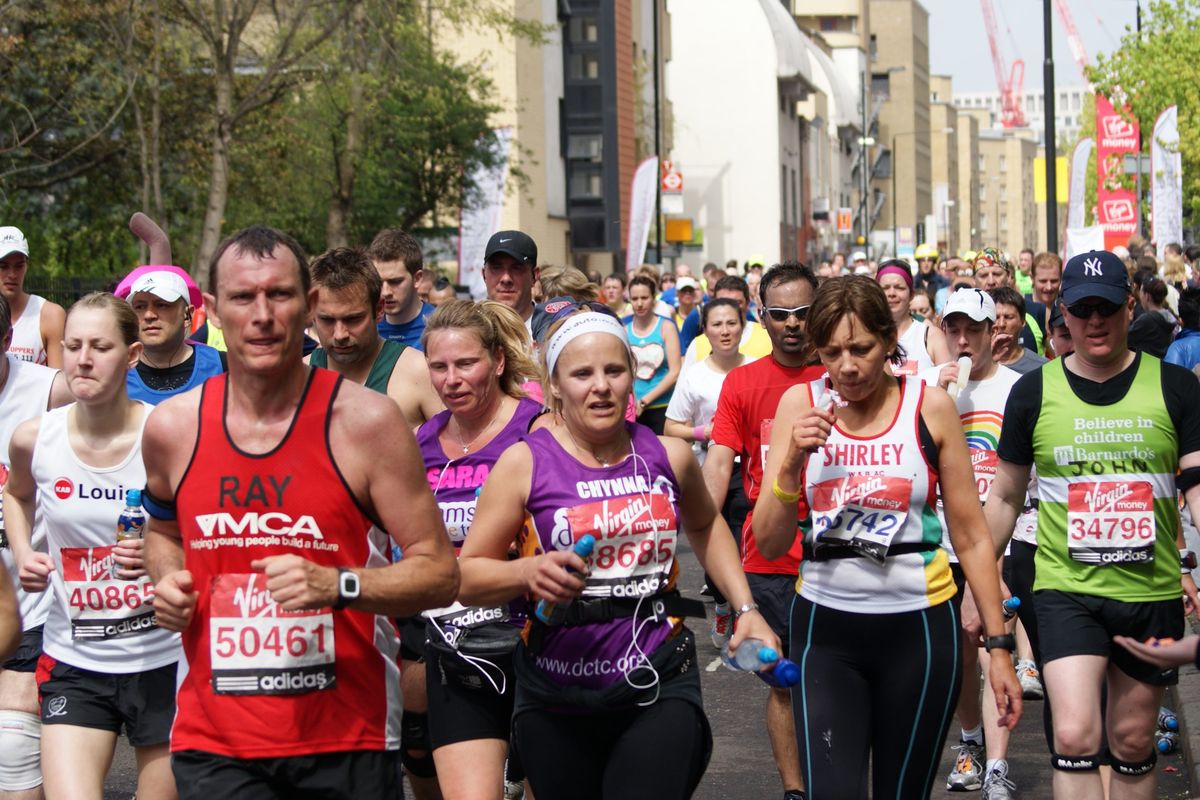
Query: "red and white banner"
458 127 514 300
1151 105 1182 262
1095 95 1139 251
626 156 659 270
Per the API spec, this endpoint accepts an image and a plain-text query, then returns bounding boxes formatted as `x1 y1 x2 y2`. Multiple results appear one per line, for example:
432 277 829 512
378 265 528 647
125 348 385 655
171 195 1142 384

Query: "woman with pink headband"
876 259 950 376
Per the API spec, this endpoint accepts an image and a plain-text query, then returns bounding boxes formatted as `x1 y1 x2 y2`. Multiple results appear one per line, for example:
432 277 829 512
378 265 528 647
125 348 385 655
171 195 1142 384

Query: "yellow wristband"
772 478 802 504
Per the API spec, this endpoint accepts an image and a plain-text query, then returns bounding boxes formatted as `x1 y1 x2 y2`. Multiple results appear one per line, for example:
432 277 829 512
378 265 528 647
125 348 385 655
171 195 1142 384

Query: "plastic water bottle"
535 535 595 625
1156 730 1179 754
1002 596 1021 619
1158 706 1179 732
113 489 145 580
721 638 801 688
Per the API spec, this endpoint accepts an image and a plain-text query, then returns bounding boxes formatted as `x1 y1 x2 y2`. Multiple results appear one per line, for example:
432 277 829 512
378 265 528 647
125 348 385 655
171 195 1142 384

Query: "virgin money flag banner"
458 127 513 300
626 156 659 269
1066 138 1093 230
1151 105 1182 262
1095 95 1140 251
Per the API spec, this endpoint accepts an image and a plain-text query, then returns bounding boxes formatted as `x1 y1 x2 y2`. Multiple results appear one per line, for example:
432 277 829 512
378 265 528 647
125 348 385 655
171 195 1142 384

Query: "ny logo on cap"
1084 257 1103 278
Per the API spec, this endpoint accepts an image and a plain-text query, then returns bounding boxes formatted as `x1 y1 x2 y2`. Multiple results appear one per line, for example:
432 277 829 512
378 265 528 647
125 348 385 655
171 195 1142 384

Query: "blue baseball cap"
1060 250 1130 306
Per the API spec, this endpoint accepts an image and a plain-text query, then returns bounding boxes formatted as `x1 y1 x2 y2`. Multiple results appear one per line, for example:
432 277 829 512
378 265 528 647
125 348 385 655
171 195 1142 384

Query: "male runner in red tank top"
143 225 458 799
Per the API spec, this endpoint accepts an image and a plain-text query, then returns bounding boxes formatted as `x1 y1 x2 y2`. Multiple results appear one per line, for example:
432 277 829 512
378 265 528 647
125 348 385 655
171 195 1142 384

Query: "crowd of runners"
0 215 1199 800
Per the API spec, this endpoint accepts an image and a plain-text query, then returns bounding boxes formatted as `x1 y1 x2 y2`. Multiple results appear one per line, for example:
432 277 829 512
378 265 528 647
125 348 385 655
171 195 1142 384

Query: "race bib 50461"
1067 481 1155 565
209 573 336 695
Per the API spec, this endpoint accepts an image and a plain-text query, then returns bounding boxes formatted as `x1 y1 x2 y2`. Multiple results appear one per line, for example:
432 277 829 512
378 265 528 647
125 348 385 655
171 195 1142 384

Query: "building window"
982 213 989 231
566 133 602 161
567 52 600 80
1073 93 1081 110
980 184 986 202
1000 212 1007 230
568 16 599 43
999 155 1006 172
978 154 986 171
1000 186 1008 202
568 164 603 200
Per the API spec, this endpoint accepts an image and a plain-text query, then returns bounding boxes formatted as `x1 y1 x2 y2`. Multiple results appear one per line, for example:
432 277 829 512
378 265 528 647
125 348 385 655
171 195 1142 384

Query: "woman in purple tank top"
458 306 777 800
411 300 542 800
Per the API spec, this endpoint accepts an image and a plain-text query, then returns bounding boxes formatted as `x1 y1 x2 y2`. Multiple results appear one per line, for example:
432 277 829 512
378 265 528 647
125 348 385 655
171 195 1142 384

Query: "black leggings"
790 595 961 799
512 698 710 800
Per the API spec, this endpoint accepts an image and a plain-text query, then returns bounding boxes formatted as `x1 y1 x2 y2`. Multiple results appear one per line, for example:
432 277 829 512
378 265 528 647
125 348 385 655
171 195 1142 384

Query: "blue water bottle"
535 535 595 625
1002 596 1021 619
1156 730 1179 754
113 489 146 580
1158 706 1179 732
720 638 801 688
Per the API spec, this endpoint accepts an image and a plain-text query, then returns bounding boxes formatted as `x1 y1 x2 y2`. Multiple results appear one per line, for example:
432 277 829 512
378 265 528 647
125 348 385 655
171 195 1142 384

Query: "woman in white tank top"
4 293 179 800
876 260 951 376
751 275 1021 798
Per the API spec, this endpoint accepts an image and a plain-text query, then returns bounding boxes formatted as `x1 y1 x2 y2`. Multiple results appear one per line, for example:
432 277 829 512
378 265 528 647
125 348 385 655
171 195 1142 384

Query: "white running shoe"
710 603 732 650
1016 660 1044 700
947 741 985 791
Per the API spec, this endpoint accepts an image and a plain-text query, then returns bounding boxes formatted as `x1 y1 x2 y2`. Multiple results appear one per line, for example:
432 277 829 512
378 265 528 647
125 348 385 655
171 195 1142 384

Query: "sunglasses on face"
1065 298 1125 319
763 305 811 322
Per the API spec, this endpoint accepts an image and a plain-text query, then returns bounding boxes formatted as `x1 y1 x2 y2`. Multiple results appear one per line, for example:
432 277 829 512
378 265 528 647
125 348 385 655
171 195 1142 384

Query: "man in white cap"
924 288 1026 798
123 269 225 404
851 250 870 275
0 227 65 368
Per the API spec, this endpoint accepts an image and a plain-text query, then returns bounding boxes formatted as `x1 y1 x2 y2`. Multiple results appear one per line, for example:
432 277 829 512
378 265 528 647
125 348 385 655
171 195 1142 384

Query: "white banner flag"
626 156 659 270
458 127 514 300
1151 105 1182 262
1064 225 1106 261
1066 138 1094 230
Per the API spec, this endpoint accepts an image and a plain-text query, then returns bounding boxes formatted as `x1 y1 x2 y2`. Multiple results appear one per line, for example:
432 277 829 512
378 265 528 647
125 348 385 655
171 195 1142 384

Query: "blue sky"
924 0 1143 93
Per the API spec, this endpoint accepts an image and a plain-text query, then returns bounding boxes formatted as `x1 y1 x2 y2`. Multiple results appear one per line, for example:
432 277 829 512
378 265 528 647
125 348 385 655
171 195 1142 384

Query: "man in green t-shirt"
984 249 1200 799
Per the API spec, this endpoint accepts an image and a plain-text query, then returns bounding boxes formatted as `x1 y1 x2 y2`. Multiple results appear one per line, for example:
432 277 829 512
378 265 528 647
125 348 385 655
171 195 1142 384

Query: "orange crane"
980 0 1026 127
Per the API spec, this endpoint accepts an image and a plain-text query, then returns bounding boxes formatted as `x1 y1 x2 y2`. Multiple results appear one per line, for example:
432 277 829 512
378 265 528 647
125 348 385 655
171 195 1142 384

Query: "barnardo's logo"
54 478 73 500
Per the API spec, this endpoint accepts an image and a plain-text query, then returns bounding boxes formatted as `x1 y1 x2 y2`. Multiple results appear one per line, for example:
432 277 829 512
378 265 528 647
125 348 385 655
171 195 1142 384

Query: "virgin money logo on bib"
54 477 73 499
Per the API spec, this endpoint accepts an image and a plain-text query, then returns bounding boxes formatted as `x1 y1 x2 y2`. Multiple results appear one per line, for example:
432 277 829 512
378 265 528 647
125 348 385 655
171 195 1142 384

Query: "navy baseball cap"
484 230 537 266
1060 250 1130 306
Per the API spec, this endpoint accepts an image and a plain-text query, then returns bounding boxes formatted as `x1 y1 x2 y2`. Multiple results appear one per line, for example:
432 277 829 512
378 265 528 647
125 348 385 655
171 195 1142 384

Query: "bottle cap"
1003 596 1020 609
757 646 779 664
575 535 596 556
126 488 142 506
774 660 801 687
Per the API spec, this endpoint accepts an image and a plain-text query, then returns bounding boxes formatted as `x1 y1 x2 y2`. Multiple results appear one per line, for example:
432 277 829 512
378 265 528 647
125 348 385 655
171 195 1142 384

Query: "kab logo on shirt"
52 477 131 502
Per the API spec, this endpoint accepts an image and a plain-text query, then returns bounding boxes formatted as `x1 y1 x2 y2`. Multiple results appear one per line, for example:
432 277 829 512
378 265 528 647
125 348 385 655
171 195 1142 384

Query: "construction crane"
980 0 1026 127
1052 0 1092 88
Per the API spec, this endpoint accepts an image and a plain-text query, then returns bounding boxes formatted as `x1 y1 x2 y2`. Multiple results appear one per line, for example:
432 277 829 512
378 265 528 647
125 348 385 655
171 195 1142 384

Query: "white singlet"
894 319 935 377
8 296 46 366
31 403 180 672
0 354 58 630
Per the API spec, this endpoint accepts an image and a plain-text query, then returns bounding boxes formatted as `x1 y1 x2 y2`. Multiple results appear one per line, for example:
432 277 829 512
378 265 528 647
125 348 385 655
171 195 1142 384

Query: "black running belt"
801 540 940 562
558 593 707 626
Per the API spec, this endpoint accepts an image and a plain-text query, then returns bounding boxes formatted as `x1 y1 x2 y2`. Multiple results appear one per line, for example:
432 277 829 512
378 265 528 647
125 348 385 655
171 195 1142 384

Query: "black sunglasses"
763 305 811 322
1065 298 1125 319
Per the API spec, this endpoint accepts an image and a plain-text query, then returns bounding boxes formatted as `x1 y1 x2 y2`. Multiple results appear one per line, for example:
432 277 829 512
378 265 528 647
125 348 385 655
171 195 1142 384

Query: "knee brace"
1050 752 1102 772
400 711 436 778
0 711 42 791
1109 751 1156 777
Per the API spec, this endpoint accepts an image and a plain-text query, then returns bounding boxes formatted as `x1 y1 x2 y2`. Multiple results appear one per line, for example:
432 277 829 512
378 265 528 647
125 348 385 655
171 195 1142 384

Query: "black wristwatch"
334 567 360 610
985 634 1016 652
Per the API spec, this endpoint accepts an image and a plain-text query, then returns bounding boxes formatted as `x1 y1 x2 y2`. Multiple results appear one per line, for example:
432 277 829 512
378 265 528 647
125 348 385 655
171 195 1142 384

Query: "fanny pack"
427 619 522 694
526 592 705 653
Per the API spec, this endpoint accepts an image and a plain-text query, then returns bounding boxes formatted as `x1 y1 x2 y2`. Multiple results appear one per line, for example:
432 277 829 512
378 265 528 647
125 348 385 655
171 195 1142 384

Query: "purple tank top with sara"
523 422 683 689
418 396 543 547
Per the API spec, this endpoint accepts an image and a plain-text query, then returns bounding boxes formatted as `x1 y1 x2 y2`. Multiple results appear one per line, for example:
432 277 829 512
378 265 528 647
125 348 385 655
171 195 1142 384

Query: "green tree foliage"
1088 0 1200 225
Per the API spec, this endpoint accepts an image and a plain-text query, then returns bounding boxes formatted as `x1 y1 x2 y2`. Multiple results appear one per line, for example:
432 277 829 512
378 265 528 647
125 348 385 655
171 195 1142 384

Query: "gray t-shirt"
1004 348 1049 375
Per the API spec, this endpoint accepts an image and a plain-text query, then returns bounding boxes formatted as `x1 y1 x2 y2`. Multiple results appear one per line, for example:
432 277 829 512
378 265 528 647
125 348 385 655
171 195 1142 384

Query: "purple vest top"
523 422 682 689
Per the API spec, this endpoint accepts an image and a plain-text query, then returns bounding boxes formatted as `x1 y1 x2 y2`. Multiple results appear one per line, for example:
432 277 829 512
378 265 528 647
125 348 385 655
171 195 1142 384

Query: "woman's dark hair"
628 274 658 295
1142 277 1168 306
1178 288 1200 330
988 286 1026 318
700 297 744 329
805 276 905 368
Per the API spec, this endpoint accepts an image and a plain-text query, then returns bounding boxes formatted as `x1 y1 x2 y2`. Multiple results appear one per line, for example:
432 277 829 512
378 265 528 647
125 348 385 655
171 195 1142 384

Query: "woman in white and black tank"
753 276 1022 798
4 293 179 800
876 260 951 377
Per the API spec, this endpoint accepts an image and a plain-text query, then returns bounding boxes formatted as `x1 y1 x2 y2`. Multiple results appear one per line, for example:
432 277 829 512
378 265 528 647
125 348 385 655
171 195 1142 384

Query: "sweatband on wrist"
772 478 802 504
693 425 705 442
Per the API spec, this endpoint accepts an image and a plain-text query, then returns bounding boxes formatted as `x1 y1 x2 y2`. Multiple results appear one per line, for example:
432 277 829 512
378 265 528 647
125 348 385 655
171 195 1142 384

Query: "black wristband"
985 634 1016 652
1178 466 1200 494
141 485 177 521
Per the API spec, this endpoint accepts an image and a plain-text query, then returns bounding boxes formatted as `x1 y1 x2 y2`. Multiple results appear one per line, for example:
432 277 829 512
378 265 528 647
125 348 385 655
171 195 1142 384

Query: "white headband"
545 312 629 375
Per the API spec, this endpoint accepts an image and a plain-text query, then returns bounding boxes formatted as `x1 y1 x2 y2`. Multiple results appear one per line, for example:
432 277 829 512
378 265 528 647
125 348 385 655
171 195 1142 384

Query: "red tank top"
172 369 400 758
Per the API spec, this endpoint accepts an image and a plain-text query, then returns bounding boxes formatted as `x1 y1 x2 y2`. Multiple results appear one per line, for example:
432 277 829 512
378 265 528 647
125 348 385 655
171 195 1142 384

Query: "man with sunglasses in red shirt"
985 249 1200 799
702 262 825 800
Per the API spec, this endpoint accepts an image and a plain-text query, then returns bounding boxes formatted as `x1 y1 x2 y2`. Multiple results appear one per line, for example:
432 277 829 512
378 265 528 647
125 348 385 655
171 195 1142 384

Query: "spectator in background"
626 274 681 433
1014 248 1035 295
910 287 936 324
428 276 458 306
601 272 631 317
676 278 701 351
1164 251 1190 290
369 228 435 350
745 270 762 320
1129 276 1178 359
539 264 599 303
1029 252 1062 308
830 251 847 275
585 268 603 286
989 286 1047 374
1165 287 1200 374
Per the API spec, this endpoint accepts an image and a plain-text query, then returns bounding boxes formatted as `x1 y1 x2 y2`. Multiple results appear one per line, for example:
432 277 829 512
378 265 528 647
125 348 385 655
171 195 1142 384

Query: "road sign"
661 161 683 194
836 207 853 234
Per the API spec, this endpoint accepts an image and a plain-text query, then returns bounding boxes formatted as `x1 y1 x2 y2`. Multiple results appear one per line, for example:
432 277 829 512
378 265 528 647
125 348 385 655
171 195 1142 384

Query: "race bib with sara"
209 573 336 695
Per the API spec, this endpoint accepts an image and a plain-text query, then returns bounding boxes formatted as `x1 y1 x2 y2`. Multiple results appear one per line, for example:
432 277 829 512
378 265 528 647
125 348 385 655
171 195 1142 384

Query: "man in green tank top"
984 250 1200 799
307 247 443 428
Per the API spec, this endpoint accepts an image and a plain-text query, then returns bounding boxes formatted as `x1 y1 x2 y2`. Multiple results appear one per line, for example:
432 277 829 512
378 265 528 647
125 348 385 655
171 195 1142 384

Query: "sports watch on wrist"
1181 550 1197 574
984 634 1016 652
334 567 360 609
